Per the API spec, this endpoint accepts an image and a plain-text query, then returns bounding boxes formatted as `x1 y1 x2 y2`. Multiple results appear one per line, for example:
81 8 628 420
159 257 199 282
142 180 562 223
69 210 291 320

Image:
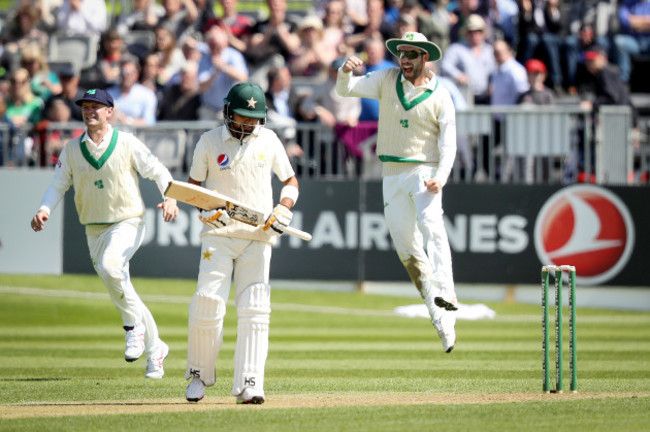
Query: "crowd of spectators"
0 0 645 172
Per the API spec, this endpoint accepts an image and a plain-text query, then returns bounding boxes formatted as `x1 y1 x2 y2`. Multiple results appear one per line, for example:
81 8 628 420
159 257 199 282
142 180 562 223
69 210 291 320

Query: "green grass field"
0 274 648 431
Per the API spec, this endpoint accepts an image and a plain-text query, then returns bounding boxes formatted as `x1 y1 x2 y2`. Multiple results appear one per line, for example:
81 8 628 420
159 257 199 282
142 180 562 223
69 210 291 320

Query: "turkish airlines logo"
534 185 635 285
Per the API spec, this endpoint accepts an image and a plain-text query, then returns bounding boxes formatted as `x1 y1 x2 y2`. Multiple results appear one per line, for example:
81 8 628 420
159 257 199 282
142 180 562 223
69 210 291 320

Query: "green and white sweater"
336 67 457 185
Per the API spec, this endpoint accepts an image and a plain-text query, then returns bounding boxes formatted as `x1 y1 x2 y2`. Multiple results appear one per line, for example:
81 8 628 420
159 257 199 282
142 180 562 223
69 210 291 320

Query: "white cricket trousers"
86 218 161 357
188 236 271 396
382 165 456 314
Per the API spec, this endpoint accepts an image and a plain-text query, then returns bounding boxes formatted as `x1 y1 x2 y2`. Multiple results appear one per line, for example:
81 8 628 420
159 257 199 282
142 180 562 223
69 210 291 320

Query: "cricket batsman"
336 32 459 352
184 83 300 404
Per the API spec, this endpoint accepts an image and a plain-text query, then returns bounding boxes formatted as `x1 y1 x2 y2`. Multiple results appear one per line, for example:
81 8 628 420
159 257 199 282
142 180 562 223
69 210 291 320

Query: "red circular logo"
534 185 634 285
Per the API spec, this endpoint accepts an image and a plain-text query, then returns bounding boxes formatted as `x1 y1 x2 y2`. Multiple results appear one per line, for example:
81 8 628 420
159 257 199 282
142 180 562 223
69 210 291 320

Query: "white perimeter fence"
1 105 647 186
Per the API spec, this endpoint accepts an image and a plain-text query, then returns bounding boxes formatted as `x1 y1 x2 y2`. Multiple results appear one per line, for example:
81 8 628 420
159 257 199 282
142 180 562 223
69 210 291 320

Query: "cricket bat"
164 180 312 242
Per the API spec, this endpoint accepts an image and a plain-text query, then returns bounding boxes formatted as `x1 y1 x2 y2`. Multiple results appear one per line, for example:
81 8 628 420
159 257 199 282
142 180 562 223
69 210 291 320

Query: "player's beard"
400 59 424 81
229 122 257 142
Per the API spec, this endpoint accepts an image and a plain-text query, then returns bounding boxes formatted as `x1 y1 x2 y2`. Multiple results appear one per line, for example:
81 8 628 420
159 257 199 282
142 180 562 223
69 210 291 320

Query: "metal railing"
2 106 647 186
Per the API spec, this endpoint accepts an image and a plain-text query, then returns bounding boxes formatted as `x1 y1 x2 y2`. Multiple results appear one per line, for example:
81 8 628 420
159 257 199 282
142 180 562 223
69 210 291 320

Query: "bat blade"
164 181 312 241
164 180 265 225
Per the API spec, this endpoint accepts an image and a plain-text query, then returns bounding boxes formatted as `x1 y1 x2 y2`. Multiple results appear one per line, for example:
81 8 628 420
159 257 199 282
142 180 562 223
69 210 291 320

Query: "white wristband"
280 185 299 205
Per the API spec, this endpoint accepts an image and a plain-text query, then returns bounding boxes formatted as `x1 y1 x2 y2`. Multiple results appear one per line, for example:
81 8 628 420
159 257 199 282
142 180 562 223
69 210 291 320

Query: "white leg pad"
232 283 270 397
185 292 225 386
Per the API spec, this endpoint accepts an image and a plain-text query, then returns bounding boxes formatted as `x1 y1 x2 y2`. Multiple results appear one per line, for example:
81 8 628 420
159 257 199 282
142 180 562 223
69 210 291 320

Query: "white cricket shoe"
124 324 145 362
433 310 457 353
236 388 265 405
437 325 456 353
145 341 169 379
186 376 205 403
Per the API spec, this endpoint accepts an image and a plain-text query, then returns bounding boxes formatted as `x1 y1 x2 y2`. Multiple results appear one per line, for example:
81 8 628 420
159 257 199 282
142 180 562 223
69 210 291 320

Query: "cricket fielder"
336 32 459 352
30 88 179 377
184 82 299 404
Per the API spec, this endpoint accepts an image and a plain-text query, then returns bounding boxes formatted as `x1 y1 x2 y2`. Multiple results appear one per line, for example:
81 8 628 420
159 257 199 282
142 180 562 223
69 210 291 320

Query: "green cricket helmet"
223 82 267 141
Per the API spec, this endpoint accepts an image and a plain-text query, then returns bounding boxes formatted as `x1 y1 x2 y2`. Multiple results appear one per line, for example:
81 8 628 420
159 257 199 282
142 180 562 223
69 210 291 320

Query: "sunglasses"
398 51 423 60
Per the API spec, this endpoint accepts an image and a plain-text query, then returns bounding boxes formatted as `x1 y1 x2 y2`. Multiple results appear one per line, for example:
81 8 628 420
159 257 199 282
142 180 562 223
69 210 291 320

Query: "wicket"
541 265 577 394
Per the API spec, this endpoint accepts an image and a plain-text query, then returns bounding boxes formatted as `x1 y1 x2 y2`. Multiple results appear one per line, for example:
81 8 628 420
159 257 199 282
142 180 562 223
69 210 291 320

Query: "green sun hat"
224 82 267 119
385 32 442 62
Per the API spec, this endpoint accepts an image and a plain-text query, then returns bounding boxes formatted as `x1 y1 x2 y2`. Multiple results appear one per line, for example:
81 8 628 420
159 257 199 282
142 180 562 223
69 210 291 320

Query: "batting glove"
263 204 293 236
199 208 231 229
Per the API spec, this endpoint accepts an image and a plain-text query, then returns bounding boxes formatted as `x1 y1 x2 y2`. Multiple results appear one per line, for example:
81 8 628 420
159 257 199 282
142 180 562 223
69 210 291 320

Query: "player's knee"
96 254 124 281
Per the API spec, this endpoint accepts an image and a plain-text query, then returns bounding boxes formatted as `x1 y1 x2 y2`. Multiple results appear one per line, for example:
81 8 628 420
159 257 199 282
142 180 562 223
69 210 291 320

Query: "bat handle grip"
284 226 312 242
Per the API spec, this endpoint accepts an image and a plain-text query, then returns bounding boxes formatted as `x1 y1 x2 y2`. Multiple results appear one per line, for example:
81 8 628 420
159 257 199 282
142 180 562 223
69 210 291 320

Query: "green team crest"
400 119 409 128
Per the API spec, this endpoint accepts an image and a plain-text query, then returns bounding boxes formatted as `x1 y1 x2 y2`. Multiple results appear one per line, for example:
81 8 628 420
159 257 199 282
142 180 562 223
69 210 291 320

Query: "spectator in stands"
20 43 61 101
35 0 60 33
574 45 638 181
298 57 361 173
565 0 615 53
154 25 185 85
1 1 49 56
180 33 207 63
516 0 565 94
518 58 555 105
5 68 44 165
612 0 650 84
265 66 303 157
321 0 350 60
196 25 249 121
158 0 199 40
345 0 392 52
491 39 529 105
449 0 492 43
158 61 202 120
580 45 638 127
44 65 85 122
116 0 162 33
290 15 335 78
95 28 130 88
564 23 601 94
213 0 254 53
393 13 418 40
440 14 496 105
384 0 403 26
427 0 453 52
108 58 158 126
140 53 165 110
7 67 44 123
517 58 555 183
193 0 218 34
344 0 369 28
246 0 301 87
490 39 529 181
55 0 108 37
399 0 449 52
490 0 519 46
34 98 83 166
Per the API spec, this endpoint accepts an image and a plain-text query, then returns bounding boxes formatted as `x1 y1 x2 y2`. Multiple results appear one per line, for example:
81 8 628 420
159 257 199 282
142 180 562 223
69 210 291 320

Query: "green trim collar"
80 129 119 170
395 73 437 111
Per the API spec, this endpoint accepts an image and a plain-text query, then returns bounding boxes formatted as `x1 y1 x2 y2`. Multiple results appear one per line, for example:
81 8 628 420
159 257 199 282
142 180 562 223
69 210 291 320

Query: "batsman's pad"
233 283 271 396
185 292 226 386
